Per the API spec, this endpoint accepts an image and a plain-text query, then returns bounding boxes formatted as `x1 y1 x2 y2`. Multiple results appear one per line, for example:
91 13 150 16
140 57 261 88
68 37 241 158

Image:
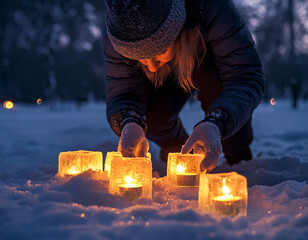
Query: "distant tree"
236 0 308 107
0 0 106 104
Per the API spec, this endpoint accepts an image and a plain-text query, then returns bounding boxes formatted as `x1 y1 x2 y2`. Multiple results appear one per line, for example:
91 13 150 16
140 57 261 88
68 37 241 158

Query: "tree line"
1 0 308 108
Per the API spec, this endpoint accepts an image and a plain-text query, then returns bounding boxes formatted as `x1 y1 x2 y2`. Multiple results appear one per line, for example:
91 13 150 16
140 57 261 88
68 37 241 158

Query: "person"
103 0 264 172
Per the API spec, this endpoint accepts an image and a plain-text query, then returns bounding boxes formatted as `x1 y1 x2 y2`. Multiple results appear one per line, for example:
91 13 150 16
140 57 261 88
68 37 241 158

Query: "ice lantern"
105 152 151 178
198 172 248 216
109 157 152 201
58 150 103 176
167 153 204 187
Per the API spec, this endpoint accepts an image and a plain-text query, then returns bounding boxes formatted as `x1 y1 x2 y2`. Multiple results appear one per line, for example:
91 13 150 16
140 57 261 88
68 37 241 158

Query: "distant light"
37 99 43 105
270 98 276 105
80 213 85 218
3 100 14 109
267 210 271 214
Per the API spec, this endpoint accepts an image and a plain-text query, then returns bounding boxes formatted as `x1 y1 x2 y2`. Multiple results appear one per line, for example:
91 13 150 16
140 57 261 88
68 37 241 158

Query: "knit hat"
106 0 186 60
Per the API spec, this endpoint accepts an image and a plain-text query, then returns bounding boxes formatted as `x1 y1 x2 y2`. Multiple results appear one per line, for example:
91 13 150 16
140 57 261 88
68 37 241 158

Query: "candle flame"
3 100 14 109
222 185 231 196
125 176 137 187
222 179 233 198
68 166 78 175
176 164 186 174
126 176 134 184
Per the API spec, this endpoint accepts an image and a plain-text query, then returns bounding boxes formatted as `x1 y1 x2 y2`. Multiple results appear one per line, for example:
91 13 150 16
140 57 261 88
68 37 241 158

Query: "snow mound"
0 100 308 239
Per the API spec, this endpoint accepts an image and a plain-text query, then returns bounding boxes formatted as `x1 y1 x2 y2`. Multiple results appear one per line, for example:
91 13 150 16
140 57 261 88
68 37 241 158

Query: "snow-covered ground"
0 99 308 240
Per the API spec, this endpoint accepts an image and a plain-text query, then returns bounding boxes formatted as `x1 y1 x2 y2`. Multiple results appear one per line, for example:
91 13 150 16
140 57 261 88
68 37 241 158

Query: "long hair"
141 27 206 92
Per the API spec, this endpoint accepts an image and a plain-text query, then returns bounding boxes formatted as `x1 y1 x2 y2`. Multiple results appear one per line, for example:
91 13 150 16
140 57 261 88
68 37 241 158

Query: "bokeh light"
3 100 14 109
270 98 276 105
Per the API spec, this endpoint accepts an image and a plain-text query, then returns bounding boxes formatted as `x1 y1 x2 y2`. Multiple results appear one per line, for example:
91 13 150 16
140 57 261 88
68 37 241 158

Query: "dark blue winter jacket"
103 0 264 139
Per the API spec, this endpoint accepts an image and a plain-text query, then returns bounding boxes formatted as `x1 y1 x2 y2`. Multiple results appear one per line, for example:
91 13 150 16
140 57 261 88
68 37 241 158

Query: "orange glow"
270 98 276 105
109 157 152 200
215 179 240 201
222 179 231 196
123 176 140 188
37 99 42 105
176 164 186 174
58 150 103 176
118 176 143 201
167 153 204 186
125 176 133 184
3 100 14 109
68 166 79 175
80 213 85 218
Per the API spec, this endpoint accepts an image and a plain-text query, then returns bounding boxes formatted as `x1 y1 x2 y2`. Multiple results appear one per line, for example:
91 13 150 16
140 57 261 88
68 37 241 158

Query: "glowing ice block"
109 156 152 201
167 153 204 187
104 152 122 178
198 172 248 216
105 152 151 179
58 150 103 176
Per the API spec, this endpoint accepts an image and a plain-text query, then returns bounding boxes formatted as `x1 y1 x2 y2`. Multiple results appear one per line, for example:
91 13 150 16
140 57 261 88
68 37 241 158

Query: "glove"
181 122 222 172
118 122 149 157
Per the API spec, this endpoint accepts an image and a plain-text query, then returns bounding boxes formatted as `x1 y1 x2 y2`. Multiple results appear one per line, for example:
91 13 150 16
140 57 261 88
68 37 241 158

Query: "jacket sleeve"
102 28 149 136
201 0 265 139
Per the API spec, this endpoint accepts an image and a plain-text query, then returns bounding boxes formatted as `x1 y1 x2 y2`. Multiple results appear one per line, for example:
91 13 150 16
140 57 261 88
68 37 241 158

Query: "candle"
212 179 242 215
177 173 199 186
213 195 242 215
118 176 143 201
175 164 199 187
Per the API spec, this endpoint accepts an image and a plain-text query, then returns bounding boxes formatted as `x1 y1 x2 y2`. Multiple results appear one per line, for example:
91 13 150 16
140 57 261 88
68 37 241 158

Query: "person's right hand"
118 122 149 157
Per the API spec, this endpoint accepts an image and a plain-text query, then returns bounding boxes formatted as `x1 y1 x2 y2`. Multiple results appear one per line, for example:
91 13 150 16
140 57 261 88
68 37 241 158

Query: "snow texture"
0 100 308 240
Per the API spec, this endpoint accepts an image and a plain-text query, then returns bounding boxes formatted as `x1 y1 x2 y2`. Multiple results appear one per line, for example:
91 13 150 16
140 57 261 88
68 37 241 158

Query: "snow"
0 99 308 240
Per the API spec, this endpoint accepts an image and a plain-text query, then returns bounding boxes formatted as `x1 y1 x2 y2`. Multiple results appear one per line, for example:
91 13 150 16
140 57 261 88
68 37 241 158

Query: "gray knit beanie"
106 0 186 60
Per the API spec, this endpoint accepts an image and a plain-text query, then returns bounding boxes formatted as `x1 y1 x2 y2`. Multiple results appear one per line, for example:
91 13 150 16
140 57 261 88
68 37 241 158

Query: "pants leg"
221 118 253 154
145 76 191 160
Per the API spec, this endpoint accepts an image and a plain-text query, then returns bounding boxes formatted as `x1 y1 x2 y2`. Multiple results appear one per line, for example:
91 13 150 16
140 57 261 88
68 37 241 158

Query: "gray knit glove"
118 122 149 157
181 122 222 172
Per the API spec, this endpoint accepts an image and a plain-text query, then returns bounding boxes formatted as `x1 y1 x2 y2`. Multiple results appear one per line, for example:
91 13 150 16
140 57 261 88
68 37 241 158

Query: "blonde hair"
141 27 206 92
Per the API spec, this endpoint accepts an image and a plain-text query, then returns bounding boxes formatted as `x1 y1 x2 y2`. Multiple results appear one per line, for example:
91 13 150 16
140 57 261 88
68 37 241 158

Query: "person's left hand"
181 122 222 172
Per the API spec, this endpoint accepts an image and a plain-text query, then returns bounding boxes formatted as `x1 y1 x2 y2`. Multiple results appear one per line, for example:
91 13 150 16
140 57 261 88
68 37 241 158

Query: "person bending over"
103 0 264 172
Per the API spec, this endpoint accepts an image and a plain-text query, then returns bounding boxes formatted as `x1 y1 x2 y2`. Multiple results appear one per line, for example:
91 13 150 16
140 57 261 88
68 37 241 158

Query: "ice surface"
199 172 248 216
0 100 308 239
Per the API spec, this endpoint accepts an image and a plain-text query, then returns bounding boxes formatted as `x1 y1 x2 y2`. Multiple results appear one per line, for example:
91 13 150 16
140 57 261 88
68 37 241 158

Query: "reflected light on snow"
270 98 276 105
3 100 14 109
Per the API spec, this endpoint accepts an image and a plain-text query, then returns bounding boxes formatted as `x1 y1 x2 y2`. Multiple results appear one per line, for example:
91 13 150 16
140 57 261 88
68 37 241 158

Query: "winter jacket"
102 0 265 139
